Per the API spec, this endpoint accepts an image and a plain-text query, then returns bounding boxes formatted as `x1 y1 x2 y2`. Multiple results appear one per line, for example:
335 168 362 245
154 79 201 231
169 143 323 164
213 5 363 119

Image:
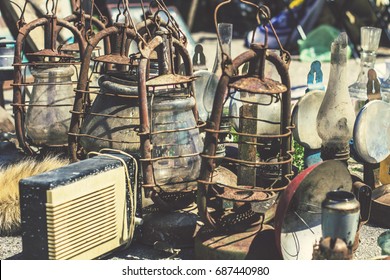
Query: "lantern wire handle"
154 0 187 44
256 5 291 65
140 0 152 40
86 0 96 39
45 0 57 15
11 0 27 29
214 0 262 75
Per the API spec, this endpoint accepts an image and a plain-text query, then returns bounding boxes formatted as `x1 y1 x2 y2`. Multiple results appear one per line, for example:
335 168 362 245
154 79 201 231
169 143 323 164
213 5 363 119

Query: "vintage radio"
19 153 140 260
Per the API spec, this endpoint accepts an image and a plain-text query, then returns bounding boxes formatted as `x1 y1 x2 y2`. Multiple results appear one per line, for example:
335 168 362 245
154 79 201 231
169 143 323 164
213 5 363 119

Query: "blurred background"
1 0 389 54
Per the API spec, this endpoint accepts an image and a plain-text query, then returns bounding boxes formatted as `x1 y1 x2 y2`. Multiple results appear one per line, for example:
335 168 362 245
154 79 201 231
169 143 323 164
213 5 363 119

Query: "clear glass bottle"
348 26 382 114
381 60 390 103
203 23 233 120
151 95 203 188
25 65 74 146
317 32 356 160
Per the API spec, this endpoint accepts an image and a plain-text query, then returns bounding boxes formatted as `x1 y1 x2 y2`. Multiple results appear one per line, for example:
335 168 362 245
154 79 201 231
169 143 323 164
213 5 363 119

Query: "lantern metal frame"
197 2 293 232
67 3 180 161
68 3 202 211
136 28 204 210
11 0 109 155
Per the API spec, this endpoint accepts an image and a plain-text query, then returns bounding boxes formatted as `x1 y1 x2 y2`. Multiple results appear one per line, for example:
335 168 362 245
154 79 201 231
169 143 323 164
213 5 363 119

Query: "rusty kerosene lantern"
195 2 293 260
68 3 203 248
136 15 205 248
68 2 186 159
12 0 86 155
68 8 142 159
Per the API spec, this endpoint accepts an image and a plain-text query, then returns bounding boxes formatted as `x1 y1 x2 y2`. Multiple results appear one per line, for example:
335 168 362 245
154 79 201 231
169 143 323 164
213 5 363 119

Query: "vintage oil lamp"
70 23 141 156
316 32 356 161
195 2 293 260
69 3 203 248
136 23 205 248
12 0 86 155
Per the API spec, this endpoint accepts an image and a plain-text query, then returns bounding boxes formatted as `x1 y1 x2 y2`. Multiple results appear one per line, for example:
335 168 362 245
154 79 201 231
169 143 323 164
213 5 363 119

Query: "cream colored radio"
19 152 140 260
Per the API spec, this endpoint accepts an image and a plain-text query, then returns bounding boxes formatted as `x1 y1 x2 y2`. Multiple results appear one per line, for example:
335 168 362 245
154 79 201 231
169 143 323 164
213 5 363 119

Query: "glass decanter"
348 26 382 114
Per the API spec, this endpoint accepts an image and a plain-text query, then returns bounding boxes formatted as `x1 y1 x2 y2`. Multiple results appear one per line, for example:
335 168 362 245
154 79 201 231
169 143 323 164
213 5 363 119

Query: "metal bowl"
274 160 352 260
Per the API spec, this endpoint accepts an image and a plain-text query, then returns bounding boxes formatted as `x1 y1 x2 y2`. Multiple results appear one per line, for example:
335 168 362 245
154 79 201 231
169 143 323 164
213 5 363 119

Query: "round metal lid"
353 100 390 163
274 160 352 260
292 90 325 149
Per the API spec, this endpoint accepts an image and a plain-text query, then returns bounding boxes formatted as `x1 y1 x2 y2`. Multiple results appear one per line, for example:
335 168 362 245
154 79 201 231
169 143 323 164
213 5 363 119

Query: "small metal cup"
322 190 360 247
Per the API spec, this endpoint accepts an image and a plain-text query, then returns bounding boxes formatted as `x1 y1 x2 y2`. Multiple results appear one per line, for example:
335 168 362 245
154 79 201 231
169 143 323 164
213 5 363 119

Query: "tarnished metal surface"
68 24 137 161
93 54 131 65
322 190 360 248
229 77 287 94
215 186 273 202
146 73 195 87
25 49 74 59
195 224 281 260
137 35 197 194
141 206 198 249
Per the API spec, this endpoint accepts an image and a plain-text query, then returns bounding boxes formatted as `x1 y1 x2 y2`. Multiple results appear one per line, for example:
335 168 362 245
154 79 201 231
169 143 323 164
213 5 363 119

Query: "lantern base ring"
320 144 350 161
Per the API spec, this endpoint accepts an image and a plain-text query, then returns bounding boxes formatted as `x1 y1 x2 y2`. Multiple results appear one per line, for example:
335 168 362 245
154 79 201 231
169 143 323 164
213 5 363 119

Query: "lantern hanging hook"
214 0 262 76
139 0 152 40
11 0 28 29
45 0 58 16
255 5 291 65
152 0 187 44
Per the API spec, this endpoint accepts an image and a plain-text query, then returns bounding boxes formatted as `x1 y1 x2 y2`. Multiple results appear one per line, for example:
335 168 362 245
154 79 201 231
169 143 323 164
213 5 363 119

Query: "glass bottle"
204 23 233 160
25 65 74 146
348 26 382 114
317 32 356 160
203 23 233 121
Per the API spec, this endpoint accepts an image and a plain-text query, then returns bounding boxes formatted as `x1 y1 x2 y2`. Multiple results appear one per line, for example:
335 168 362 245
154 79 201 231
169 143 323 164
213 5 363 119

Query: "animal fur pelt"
0 155 69 236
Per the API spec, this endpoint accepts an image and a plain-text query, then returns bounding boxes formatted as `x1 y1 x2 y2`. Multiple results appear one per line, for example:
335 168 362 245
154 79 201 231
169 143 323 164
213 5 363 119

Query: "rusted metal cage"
197 3 293 233
11 0 108 155
68 1 201 210
136 27 204 210
68 3 163 160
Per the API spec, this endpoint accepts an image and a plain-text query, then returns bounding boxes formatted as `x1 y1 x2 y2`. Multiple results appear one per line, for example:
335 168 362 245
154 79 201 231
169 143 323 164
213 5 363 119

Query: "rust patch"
229 76 287 94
